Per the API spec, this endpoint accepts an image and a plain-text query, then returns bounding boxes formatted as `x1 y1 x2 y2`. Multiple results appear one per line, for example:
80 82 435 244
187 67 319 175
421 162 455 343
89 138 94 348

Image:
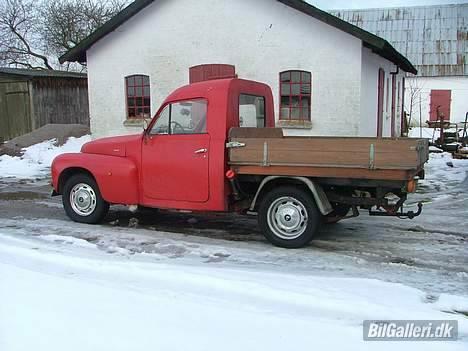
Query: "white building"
332 4 468 126
60 0 415 138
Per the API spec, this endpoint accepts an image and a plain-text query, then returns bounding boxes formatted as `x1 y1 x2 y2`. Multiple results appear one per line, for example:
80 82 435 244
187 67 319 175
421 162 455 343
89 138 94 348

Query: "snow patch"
418 152 468 195
38 234 96 249
0 135 90 179
408 127 459 140
434 294 468 316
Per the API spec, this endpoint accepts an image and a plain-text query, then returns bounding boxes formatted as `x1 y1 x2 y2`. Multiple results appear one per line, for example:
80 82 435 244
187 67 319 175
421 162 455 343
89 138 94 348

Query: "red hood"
81 134 142 157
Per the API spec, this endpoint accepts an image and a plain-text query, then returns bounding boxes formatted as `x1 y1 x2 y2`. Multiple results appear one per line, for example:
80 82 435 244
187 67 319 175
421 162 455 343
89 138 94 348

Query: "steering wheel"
170 121 186 134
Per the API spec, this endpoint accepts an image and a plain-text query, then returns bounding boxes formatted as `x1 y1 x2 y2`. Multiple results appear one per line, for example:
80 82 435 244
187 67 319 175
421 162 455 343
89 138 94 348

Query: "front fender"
52 153 139 205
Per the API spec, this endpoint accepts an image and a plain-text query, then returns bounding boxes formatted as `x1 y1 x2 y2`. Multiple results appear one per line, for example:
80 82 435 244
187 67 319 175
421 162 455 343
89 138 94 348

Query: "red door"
142 134 210 202
141 100 210 203
376 69 385 137
400 77 406 136
430 90 451 121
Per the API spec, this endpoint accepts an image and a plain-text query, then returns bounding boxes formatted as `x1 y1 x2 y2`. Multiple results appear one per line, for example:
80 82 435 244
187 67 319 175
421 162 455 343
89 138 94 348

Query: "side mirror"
143 119 149 132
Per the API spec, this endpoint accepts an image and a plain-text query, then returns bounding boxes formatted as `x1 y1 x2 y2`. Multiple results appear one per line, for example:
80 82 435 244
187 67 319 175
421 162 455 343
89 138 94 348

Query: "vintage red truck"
51 78 428 248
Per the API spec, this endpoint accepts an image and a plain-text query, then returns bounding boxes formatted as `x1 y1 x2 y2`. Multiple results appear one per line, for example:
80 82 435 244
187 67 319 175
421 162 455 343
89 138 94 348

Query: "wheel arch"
57 167 96 194
249 176 333 215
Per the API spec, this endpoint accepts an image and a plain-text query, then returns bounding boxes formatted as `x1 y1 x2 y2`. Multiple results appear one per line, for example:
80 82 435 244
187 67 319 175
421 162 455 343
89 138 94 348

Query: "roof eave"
364 41 418 75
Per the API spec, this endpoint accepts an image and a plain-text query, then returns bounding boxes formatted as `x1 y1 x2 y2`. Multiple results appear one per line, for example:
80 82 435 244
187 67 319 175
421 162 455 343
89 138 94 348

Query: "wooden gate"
0 81 32 142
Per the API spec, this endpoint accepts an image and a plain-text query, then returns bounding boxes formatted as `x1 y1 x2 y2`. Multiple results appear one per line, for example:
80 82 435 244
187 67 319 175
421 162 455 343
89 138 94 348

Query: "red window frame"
125 75 150 119
279 70 312 121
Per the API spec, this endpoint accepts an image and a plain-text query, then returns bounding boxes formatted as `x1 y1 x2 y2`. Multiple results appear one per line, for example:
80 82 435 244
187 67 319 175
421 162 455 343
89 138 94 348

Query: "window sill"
277 120 312 129
123 118 151 127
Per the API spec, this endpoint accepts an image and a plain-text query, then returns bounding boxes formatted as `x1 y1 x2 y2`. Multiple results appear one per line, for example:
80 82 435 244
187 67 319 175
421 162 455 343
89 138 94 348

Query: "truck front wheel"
62 173 109 224
258 186 321 248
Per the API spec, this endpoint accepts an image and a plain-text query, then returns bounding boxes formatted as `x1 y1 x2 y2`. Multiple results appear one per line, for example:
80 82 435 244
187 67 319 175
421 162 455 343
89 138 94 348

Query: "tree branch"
9 22 53 69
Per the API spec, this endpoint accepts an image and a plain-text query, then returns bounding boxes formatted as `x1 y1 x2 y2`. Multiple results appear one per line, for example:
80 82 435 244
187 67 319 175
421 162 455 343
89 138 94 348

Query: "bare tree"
0 0 128 71
405 77 426 127
40 0 127 66
0 0 52 69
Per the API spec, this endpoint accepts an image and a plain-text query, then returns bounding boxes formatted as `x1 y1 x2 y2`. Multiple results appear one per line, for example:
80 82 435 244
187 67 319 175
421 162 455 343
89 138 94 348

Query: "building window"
280 70 311 120
126 75 150 119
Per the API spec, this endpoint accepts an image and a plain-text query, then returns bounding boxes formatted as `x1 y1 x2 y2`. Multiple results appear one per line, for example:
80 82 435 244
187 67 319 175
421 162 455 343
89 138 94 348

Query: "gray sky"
308 0 467 10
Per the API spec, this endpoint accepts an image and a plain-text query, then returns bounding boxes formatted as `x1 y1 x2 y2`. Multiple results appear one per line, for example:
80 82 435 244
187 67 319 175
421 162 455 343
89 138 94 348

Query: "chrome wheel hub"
70 183 97 216
267 196 308 240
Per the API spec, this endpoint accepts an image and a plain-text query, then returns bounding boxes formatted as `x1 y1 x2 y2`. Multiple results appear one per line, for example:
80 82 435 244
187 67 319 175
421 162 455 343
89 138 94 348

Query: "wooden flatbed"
228 128 429 181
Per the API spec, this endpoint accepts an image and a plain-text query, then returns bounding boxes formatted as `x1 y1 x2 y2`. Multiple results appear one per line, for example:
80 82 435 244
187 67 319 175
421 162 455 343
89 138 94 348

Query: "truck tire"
62 173 109 224
258 186 321 248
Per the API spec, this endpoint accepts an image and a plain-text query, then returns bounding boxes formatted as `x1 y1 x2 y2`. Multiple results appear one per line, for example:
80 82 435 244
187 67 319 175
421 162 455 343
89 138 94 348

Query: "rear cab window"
239 94 265 128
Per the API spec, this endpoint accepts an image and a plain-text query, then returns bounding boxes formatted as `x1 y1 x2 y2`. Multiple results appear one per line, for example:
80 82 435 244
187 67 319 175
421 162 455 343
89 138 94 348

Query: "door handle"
194 148 208 154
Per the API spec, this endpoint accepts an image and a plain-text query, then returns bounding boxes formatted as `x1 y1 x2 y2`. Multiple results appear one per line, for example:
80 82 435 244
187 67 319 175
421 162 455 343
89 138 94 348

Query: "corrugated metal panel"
331 4 468 77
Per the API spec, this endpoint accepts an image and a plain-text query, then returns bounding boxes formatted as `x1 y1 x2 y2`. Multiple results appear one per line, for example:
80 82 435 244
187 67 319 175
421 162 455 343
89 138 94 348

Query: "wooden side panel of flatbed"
228 128 429 181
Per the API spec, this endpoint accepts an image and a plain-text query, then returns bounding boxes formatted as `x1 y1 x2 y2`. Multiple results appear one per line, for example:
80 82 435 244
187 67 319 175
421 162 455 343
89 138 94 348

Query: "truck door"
142 99 210 202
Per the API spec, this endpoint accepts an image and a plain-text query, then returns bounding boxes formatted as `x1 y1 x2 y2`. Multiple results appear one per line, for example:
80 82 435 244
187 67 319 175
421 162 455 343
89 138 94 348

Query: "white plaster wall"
360 47 405 137
87 0 367 138
404 76 468 126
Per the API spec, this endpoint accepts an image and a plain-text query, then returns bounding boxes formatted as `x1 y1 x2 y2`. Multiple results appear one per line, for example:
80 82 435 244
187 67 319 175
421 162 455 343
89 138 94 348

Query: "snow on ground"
0 227 467 351
0 135 90 179
409 127 440 140
408 126 462 140
418 152 468 195
404 127 468 199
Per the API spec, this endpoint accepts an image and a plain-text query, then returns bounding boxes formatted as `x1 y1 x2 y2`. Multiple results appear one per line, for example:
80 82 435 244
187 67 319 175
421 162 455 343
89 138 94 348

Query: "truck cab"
138 78 275 212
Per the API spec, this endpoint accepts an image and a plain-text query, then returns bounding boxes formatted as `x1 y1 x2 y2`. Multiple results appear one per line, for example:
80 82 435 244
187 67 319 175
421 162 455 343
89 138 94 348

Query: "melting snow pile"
0 136 90 179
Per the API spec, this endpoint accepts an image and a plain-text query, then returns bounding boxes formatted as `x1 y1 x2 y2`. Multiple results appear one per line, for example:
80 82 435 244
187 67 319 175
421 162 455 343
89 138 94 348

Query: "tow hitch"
369 202 423 219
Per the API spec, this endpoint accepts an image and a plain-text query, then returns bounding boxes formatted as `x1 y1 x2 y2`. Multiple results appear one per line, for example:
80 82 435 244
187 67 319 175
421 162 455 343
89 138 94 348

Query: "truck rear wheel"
258 186 321 248
62 173 109 224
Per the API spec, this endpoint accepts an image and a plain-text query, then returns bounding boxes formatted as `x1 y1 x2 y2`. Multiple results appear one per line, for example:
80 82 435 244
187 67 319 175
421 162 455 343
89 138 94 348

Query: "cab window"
150 104 170 134
239 94 265 128
149 99 207 135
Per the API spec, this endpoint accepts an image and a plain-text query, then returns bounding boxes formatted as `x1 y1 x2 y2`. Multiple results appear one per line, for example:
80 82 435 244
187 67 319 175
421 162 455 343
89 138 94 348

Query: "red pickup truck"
52 78 428 248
